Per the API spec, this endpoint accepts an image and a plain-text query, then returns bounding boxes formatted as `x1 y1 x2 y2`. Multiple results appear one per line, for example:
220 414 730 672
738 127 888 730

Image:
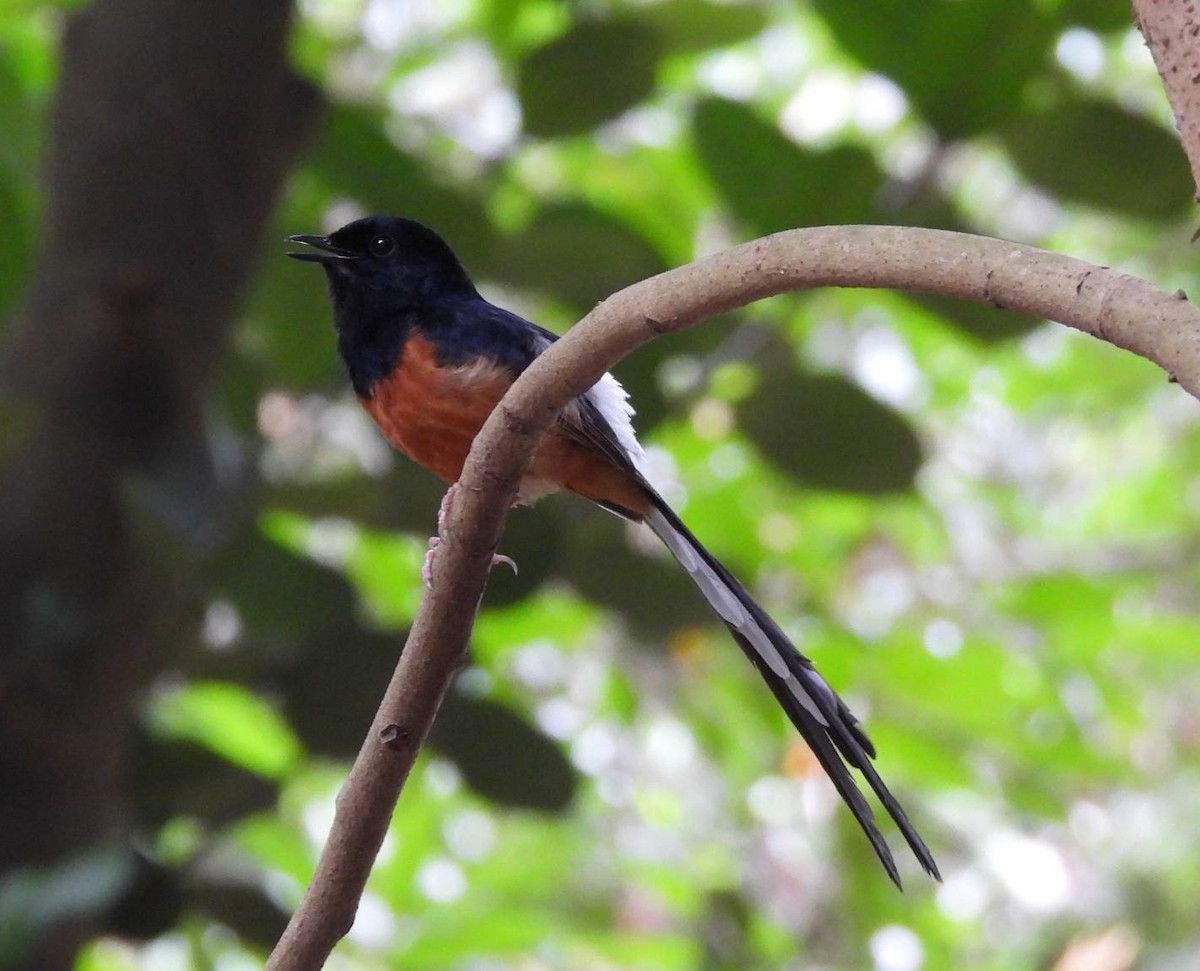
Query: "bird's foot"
436 486 456 534
422 536 441 590
421 537 519 590
423 485 519 589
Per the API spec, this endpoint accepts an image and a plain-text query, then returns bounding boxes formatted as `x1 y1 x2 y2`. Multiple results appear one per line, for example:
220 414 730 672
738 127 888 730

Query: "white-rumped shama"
288 215 939 886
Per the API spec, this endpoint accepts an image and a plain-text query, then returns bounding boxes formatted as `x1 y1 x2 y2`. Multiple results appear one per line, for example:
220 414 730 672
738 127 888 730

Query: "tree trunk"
0 2 317 967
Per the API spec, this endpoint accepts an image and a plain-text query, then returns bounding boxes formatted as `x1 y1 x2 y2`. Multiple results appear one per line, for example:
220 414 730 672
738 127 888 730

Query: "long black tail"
642 490 940 887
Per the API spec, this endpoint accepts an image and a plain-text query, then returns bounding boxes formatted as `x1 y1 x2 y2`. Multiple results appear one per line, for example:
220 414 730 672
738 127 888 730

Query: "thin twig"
265 226 1200 970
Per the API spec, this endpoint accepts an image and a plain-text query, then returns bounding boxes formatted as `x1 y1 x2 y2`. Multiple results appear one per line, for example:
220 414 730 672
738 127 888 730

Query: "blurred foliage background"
2 0 1199 969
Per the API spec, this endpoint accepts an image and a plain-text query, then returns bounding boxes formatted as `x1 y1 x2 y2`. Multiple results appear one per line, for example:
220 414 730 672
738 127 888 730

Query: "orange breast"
363 334 512 484
363 333 649 517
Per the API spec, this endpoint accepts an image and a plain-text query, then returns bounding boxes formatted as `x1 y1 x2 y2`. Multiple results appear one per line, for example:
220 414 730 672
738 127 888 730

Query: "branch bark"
1135 0 1200 200
266 226 1200 969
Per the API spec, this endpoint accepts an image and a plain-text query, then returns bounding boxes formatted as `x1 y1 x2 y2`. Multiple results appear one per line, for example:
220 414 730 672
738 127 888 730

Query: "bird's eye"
369 235 395 257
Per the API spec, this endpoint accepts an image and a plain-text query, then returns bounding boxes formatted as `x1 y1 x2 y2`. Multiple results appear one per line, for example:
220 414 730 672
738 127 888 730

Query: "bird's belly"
526 433 650 516
362 335 513 484
362 333 647 516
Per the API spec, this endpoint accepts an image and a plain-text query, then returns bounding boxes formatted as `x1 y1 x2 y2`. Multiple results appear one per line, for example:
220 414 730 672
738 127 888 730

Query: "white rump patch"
527 328 646 472
586 372 646 470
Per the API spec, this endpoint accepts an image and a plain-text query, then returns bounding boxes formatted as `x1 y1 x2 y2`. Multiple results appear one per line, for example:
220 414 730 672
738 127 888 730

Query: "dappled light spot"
1055 28 1105 82
983 831 1071 912
923 618 963 659
936 869 990 922
443 809 497 863
869 924 924 971
416 858 467 904
347 892 395 949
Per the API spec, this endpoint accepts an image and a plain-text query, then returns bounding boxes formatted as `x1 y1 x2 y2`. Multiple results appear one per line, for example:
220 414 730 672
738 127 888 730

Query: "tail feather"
642 494 940 886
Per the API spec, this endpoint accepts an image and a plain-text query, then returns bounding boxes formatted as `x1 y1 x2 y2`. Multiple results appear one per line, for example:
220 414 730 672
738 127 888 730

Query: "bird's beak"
286 234 362 262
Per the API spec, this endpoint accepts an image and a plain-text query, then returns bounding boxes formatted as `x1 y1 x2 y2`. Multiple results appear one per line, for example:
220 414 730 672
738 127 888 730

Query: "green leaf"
344 528 426 628
0 844 133 965
146 681 303 779
493 201 668 309
681 629 789 779
810 0 1058 138
1060 0 1135 32
264 465 448 537
75 940 140 971
210 524 360 639
693 97 880 235
0 53 38 178
883 192 1045 342
308 107 495 264
471 588 601 668
0 56 35 319
518 18 663 137
129 733 277 829
236 798 333 890
738 365 922 494
429 692 579 812
280 629 399 760
0 22 55 104
0 173 32 321
102 853 183 941
560 506 706 637
1003 99 1193 219
187 876 290 949
637 0 767 54
908 292 1043 343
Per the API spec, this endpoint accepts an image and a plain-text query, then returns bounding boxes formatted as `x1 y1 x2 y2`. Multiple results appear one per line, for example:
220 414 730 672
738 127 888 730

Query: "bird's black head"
287 215 478 308
287 216 481 396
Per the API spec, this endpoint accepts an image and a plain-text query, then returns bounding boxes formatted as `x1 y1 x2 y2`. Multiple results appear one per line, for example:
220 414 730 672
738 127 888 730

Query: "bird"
287 215 940 887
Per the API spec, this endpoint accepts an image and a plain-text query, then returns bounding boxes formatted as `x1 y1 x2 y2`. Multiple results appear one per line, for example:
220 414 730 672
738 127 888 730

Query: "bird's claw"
422 536 518 590
491 553 518 576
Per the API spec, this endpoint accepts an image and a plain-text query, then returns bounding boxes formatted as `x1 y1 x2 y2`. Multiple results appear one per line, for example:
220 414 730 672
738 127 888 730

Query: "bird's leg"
421 537 442 589
422 486 455 588
422 485 518 590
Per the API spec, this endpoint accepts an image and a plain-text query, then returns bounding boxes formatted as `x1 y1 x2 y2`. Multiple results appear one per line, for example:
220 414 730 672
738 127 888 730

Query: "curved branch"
267 226 1200 969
